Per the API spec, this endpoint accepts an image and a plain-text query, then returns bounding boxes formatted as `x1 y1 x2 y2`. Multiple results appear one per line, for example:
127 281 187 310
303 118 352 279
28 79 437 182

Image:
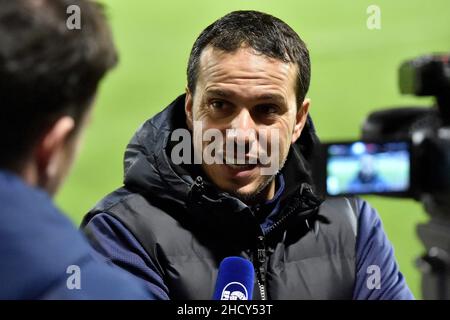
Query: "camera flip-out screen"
320 141 411 196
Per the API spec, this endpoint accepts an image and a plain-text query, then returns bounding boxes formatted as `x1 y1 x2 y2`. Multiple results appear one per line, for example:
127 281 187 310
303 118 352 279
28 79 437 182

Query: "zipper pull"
189 176 205 205
194 176 204 189
257 235 266 264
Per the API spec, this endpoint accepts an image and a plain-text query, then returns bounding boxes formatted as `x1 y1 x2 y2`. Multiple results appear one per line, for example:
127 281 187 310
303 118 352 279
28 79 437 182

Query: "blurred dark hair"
187 10 310 104
0 0 117 170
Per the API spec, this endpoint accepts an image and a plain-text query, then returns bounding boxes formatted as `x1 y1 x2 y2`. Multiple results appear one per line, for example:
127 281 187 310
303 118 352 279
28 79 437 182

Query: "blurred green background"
56 0 450 298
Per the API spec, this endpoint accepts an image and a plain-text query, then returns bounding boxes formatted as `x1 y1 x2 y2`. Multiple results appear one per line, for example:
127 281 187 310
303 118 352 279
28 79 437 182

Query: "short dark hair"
0 0 117 169
187 10 311 104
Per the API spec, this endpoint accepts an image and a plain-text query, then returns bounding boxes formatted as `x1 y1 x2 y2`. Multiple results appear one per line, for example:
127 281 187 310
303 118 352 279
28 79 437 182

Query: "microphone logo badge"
220 282 249 300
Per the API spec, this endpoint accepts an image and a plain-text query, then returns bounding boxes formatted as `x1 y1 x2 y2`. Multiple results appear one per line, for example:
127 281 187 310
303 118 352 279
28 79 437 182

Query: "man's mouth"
226 163 258 170
223 162 259 179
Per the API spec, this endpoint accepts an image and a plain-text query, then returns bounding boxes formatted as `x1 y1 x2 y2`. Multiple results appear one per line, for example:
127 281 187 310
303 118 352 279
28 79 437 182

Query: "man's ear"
292 98 310 144
185 86 194 130
35 116 75 184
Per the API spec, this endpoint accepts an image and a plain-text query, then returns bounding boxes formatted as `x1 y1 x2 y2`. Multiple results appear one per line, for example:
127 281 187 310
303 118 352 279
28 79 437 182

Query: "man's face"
185 46 309 202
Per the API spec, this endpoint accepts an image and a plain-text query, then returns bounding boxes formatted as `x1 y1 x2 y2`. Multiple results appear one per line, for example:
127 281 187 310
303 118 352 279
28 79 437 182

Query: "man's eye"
210 100 226 110
257 104 279 115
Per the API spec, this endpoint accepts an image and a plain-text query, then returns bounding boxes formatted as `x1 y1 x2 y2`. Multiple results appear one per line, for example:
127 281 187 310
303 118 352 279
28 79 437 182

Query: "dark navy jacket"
0 170 157 299
84 181 414 300
82 94 414 300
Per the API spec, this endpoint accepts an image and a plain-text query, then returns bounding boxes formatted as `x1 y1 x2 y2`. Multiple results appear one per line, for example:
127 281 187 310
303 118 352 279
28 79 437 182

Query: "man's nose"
231 108 256 132
228 108 257 153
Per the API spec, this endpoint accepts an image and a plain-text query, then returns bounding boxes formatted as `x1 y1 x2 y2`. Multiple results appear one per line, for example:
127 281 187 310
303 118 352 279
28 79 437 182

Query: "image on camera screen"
326 142 410 196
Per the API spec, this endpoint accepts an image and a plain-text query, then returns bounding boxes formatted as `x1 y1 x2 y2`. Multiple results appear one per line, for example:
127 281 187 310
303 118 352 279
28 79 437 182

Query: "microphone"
212 256 255 300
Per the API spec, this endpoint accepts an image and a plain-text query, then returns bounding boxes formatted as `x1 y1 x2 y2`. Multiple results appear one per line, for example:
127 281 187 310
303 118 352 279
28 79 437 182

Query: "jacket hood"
122 94 322 235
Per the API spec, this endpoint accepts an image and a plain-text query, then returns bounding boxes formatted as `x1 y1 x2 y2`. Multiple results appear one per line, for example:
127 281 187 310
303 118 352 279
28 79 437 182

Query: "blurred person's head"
360 154 377 177
0 0 117 195
184 10 311 204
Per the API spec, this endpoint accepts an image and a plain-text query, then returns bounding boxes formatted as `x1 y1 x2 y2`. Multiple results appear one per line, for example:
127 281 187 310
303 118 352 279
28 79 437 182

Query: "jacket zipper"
254 204 303 301
254 185 321 301
256 235 267 300
254 209 301 301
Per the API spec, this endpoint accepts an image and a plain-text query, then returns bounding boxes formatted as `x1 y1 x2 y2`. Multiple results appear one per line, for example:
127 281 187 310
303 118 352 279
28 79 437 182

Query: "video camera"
315 54 450 201
314 53 450 299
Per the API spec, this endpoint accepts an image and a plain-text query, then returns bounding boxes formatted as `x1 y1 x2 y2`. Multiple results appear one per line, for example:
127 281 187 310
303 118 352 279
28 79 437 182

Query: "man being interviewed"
82 10 414 300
